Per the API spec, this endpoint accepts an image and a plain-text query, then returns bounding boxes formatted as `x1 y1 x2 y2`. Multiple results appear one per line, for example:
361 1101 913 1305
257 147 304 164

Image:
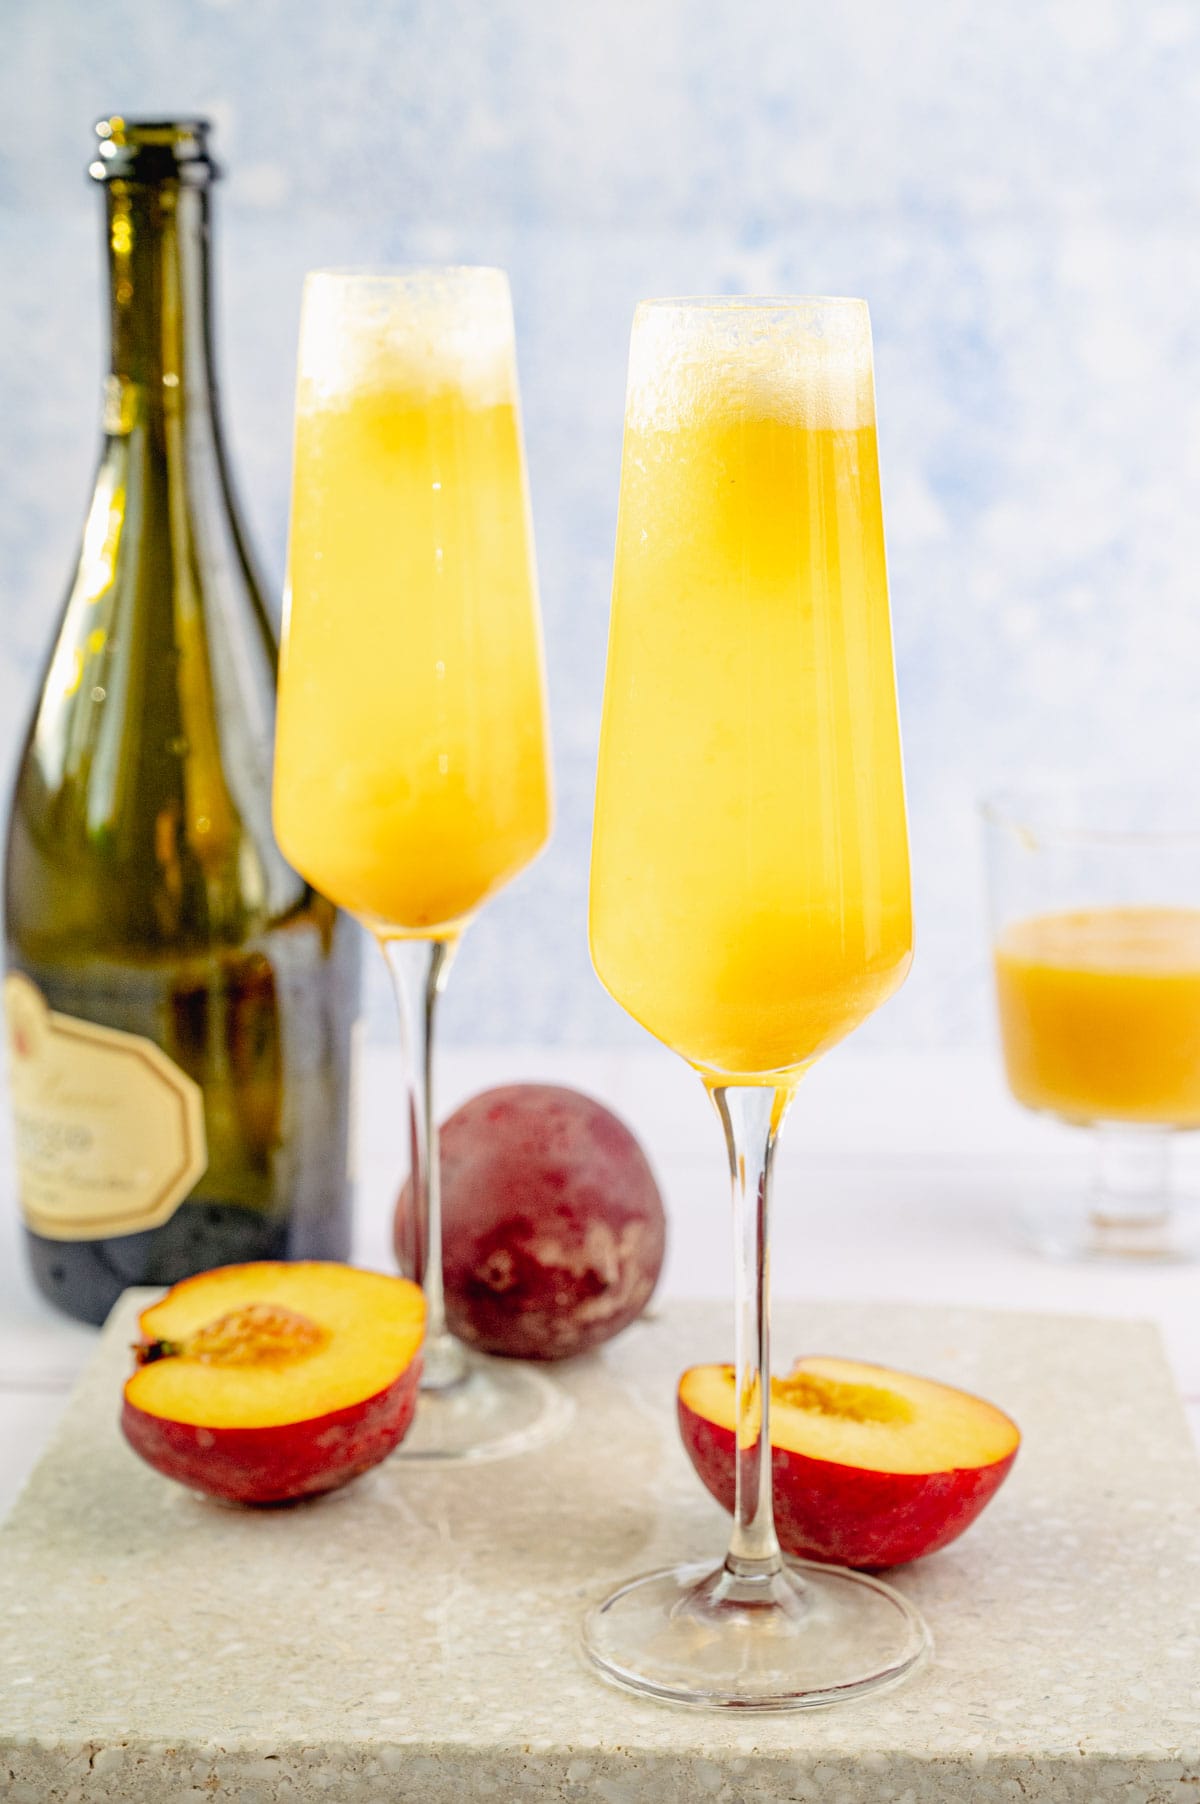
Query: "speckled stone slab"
1 1296 1198 1802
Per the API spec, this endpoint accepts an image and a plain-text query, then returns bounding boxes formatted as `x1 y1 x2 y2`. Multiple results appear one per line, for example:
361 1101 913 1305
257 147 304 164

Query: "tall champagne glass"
586 298 929 1706
274 268 569 1461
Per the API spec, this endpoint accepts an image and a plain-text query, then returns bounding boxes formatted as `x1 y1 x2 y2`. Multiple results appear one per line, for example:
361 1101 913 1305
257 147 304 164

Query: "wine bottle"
3 117 360 1325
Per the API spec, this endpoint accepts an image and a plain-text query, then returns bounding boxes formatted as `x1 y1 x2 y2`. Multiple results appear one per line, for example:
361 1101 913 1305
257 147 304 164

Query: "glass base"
1017 1194 1200 1262
583 1557 929 1711
393 1351 574 1464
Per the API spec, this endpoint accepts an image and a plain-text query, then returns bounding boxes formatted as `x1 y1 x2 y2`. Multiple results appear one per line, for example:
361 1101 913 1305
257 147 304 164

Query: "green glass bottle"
4 118 360 1325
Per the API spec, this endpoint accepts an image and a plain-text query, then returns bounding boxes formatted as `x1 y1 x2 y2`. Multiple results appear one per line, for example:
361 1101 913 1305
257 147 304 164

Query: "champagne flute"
274 267 570 1461
586 297 929 1706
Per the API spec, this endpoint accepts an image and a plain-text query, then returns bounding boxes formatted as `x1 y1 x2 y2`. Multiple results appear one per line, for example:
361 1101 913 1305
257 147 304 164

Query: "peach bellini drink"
995 907 1200 1128
276 271 550 934
985 790 1200 1262
585 299 926 1709
590 305 912 1083
274 269 565 1462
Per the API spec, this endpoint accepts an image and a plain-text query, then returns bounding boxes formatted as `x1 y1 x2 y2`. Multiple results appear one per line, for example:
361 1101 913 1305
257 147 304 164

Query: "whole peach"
395 1084 666 1359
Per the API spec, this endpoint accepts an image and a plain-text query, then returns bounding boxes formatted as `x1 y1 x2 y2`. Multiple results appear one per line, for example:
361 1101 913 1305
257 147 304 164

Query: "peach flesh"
678 1355 1020 1569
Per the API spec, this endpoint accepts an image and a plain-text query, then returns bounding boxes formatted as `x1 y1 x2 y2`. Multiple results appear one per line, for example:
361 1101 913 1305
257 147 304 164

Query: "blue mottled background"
3 0 1200 1049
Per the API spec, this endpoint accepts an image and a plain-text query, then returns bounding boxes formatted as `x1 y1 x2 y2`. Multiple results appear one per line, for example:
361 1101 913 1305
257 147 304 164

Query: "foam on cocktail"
624 298 876 435
297 267 517 411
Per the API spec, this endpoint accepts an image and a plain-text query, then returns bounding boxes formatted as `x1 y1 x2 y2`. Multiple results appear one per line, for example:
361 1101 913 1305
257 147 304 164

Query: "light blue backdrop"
3 0 1199 1049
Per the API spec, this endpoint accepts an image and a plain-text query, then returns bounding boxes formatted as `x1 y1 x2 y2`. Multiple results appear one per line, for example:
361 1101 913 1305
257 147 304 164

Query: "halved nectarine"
122 1262 425 1505
679 1355 1019 1569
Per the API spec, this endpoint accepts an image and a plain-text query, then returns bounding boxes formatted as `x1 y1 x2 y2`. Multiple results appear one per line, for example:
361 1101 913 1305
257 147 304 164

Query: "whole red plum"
394 1084 666 1360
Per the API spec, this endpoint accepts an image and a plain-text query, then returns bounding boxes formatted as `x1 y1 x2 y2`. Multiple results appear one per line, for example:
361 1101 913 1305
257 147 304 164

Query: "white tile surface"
2 1292 1196 1799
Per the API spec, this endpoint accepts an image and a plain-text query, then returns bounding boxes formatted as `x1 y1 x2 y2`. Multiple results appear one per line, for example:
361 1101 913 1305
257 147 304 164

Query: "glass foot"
393 1352 574 1464
583 1557 929 1711
1017 1194 1200 1262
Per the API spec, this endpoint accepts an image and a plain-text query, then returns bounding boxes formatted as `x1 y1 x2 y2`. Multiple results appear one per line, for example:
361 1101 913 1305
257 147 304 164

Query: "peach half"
122 1262 425 1505
679 1355 1020 1569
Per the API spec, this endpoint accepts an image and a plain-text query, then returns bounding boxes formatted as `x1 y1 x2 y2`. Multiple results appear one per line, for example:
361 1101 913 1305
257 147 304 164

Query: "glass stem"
380 935 466 1391
710 1082 795 1593
1089 1123 1172 1227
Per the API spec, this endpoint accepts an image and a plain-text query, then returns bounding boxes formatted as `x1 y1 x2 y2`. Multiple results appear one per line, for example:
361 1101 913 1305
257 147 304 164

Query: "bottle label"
4 973 208 1242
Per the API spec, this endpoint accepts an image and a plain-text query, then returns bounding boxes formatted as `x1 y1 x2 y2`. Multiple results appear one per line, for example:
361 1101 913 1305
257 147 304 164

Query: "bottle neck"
104 179 218 429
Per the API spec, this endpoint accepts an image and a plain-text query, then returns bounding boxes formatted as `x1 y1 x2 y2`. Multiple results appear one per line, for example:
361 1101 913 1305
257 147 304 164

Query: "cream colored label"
4 973 208 1241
